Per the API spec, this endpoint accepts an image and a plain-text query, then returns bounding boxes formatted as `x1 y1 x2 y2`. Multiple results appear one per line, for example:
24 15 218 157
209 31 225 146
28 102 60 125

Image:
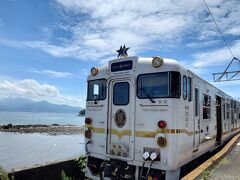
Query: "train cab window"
113 82 129 105
87 79 107 101
137 72 181 99
169 72 181 97
203 94 211 119
187 77 192 102
183 75 187 100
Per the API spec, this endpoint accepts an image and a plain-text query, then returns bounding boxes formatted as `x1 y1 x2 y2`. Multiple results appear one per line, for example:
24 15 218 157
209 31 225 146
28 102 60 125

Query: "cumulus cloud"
1 0 239 67
30 69 73 78
192 40 240 68
0 79 83 106
20 0 206 61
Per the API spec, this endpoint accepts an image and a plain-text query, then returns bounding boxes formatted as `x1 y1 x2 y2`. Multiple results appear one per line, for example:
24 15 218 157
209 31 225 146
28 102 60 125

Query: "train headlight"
157 137 167 147
91 67 98 76
158 120 167 129
85 117 92 124
143 151 150 160
150 152 157 161
152 56 163 68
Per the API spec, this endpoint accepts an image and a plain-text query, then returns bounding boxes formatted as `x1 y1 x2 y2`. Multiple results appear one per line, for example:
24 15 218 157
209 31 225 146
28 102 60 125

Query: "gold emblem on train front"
114 109 126 128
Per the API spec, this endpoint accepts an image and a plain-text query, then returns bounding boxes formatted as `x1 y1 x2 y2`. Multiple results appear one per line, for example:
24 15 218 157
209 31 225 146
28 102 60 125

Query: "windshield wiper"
94 95 98 104
140 84 156 103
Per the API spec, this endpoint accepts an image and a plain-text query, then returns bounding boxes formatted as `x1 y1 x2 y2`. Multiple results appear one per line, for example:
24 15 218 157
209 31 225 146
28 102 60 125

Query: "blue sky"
0 0 239 107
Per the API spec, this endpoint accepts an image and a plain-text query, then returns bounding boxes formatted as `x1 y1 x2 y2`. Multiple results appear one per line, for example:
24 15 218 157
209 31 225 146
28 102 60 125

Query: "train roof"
87 56 239 102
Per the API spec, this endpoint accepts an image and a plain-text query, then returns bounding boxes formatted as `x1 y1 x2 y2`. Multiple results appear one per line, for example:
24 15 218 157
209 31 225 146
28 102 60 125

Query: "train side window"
195 88 199 116
226 102 230 119
187 77 192 102
223 103 226 120
183 75 187 100
203 94 211 119
226 103 230 110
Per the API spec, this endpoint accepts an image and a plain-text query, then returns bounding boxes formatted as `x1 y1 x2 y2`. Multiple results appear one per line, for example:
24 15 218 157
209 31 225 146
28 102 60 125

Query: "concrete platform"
182 133 240 180
209 140 240 180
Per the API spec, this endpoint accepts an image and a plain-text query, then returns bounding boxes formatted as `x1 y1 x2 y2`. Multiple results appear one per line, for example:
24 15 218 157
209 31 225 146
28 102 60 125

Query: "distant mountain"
0 98 82 113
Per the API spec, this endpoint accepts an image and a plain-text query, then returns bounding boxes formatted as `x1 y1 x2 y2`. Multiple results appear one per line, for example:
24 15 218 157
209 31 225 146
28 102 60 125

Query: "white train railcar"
84 56 240 180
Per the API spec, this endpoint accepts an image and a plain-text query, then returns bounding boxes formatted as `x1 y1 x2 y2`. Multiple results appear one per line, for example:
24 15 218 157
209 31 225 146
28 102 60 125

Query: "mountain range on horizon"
0 98 82 113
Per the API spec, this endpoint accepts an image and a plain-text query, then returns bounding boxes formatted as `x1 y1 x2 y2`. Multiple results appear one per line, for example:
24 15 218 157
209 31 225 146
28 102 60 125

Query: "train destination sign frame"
111 60 133 72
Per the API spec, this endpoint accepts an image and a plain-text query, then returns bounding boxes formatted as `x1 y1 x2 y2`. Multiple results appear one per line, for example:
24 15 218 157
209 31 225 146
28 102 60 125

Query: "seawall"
8 159 84 180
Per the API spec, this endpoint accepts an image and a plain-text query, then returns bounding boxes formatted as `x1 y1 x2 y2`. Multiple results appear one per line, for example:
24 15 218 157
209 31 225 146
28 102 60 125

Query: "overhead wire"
202 0 235 59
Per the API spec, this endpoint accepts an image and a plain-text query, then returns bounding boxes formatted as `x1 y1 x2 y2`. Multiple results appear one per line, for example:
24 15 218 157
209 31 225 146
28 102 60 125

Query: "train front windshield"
137 71 181 99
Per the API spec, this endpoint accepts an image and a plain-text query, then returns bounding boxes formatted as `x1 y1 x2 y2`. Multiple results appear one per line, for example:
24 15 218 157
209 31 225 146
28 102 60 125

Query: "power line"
202 0 235 59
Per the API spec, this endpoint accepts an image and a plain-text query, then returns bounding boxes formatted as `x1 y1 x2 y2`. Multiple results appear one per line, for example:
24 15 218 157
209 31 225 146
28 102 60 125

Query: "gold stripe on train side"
85 124 196 138
110 129 131 138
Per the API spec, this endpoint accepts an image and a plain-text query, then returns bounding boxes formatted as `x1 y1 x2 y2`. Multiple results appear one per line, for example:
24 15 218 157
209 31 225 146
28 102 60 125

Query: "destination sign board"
111 60 133 72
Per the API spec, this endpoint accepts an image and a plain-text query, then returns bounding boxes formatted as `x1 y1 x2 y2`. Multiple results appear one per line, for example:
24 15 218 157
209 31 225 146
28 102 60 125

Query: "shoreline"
0 124 84 135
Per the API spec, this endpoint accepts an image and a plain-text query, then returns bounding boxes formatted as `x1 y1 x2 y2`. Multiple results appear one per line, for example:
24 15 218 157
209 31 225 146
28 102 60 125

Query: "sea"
0 112 85 171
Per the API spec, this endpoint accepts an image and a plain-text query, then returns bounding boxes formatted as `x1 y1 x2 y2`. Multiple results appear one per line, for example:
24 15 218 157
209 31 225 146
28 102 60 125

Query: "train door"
106 77 135 159
193 86 200 151
216 96 222 146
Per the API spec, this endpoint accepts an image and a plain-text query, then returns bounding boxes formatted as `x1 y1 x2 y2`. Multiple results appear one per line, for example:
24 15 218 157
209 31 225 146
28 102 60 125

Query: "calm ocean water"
0 132 85 171
0 112 85 126
0 112 85 171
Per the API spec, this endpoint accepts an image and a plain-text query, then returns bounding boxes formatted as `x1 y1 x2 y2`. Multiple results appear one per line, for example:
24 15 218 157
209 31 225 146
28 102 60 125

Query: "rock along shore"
0 124 84 135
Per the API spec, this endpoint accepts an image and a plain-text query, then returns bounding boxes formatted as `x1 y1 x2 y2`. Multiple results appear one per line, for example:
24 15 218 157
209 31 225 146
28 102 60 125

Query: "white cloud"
186 40 220 48
0 79 83 107
2 0 240 65
29 68 90 79
22 0 238 63
30 69 73 78
41 27 53 38
226 26 240 36
22 0 207 61
192 40 240 68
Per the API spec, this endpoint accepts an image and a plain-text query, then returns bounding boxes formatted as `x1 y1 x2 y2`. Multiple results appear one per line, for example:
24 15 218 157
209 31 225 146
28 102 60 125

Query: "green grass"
61 171 73 180
219 157 229 165
0 166 13 180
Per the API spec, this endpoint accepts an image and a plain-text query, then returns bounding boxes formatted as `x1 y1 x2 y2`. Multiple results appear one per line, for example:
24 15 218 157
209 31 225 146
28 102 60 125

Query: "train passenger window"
203 94 211 119
195 88 199 116
183 75 187 100
223 103 226 120
113 82 129 105
226 103 230 110
187 77 192 102
87 79 107 101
